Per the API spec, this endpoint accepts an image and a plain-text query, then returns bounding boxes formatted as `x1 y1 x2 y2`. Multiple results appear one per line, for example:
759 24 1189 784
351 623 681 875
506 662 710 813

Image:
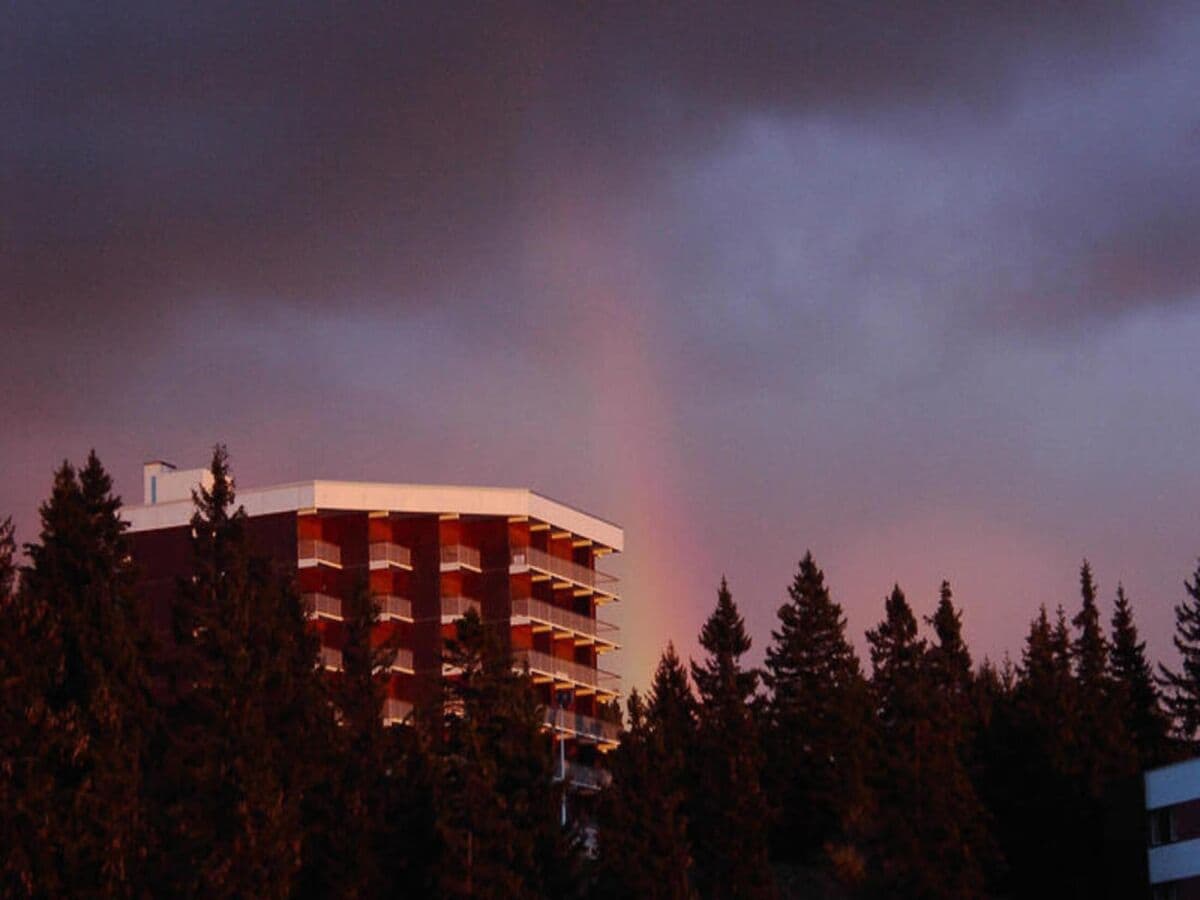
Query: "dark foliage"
763 552 872 880
0 454 154 896
689 578 774 899
592 689 693 899
4 449 1200 899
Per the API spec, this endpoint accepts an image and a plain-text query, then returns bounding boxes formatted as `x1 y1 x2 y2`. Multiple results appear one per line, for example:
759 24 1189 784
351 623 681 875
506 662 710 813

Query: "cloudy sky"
4 2 1200 688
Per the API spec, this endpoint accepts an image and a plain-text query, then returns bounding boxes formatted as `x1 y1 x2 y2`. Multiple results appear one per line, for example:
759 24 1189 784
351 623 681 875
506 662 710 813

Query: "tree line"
2 446 1199 898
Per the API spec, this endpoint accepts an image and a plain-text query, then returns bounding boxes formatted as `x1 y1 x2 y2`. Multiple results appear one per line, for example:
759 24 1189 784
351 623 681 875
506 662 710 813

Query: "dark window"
1151 806 1177 846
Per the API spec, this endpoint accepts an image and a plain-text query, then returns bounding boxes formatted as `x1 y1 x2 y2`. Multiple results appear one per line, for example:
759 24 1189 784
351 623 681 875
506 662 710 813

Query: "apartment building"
1146 757 1200 899
126 460 622 786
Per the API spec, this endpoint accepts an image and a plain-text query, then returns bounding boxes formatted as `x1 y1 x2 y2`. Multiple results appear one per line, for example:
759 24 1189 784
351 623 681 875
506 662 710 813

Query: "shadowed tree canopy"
689 577 773 900
763 551 872 874
1 454 154 897
593 688 692 900
1161 561 1200 750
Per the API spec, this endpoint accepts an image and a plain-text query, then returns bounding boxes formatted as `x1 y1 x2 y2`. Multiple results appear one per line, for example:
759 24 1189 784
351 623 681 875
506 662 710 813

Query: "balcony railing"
369 541 412 570
511 597 618 646
390 648 415 673
320 645 343 671
562 760 614 790
441 595 481 620
510 546 618 599
374 594 412 621
303 592 343 621
383 697 413 724
544 707 621 744
440 544 482 572
515 648 620 694
298 539 342 568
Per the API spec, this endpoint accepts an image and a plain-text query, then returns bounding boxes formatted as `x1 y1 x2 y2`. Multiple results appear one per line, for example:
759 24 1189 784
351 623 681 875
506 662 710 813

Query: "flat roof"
123 479 623 552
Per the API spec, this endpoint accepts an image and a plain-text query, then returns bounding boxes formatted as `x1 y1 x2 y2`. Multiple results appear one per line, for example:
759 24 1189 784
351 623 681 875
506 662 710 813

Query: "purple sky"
4 2 1200 688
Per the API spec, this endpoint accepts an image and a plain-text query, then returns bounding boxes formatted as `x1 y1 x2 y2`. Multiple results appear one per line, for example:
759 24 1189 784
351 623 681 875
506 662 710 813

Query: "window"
1150 806 1177 846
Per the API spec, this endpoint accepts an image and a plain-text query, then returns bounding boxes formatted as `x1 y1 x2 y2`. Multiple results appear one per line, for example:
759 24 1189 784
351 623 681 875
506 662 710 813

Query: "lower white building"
1146 758 1200 899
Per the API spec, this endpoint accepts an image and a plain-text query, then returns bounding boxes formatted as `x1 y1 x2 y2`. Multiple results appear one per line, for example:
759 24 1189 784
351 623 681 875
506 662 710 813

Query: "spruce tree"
298 578 398 899
4 455 154 896
994 607 1080 896
689 578 773 899
154 445 331 897
763 551 872 876
1111 584 1170 768
925 580 972 736
0 515 14 599
868 584 995 899
1160 560 1200 748
646 641 697 798
438 607 578 899
593 689 692 899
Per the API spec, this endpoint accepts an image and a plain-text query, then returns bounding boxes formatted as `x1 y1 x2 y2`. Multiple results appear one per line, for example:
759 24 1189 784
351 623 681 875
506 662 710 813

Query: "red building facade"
128 462 622 783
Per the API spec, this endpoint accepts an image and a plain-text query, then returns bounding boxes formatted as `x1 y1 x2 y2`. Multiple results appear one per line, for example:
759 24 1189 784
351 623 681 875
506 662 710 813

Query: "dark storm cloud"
3 1 1179 333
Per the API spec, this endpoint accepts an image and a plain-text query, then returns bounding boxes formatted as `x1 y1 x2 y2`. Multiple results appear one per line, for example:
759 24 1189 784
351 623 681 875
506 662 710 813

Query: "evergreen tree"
1 455 154 896
1072 561 1129 791
153 445 332 897
298 578 399 899
993 607 1081 897
1111 584 1170 768
1160 560 1200 748
689 578 774 899
0 512 56 895
593 689 693 899
438 607 579 899
0 515 14 600
925 580 972 736
867 585 990 898
762 551 872 877
646 641 697 768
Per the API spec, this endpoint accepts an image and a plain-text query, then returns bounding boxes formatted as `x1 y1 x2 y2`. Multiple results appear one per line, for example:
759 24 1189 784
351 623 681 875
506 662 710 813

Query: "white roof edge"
122 479 622 551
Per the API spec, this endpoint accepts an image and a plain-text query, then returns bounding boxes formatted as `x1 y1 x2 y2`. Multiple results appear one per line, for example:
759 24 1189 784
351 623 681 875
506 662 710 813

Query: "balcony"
390 648 415 674
544 707 621 745
320 645 343 671
560 760 613 791
514 648 620 696
369 541 412 570
373 594 412 621
298 539 342 569
511 597 619 649
303 592 343 621
383 697 413 724
441 595 481 621
510 546 619 601
440 544 482 572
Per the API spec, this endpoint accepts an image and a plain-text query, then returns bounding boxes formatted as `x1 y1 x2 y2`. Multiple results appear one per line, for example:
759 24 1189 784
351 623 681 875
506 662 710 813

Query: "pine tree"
0 513 55 895
689 578 773 899
992 607 1081 896
0 516 14 600
153 446 332 897
868 584 995 898
438 607 579 899
926 580 972 737
1111 584 1170 768
646 641 697 763
2 455 155 896
298 578 398 899
763 551 872 876
1072 561 1130 791
592 689 693 899
1160 560 1200 748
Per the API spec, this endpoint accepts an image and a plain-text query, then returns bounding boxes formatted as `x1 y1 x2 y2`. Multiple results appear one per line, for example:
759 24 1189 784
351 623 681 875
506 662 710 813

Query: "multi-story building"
1146 757 1200 899
126 460 622 785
